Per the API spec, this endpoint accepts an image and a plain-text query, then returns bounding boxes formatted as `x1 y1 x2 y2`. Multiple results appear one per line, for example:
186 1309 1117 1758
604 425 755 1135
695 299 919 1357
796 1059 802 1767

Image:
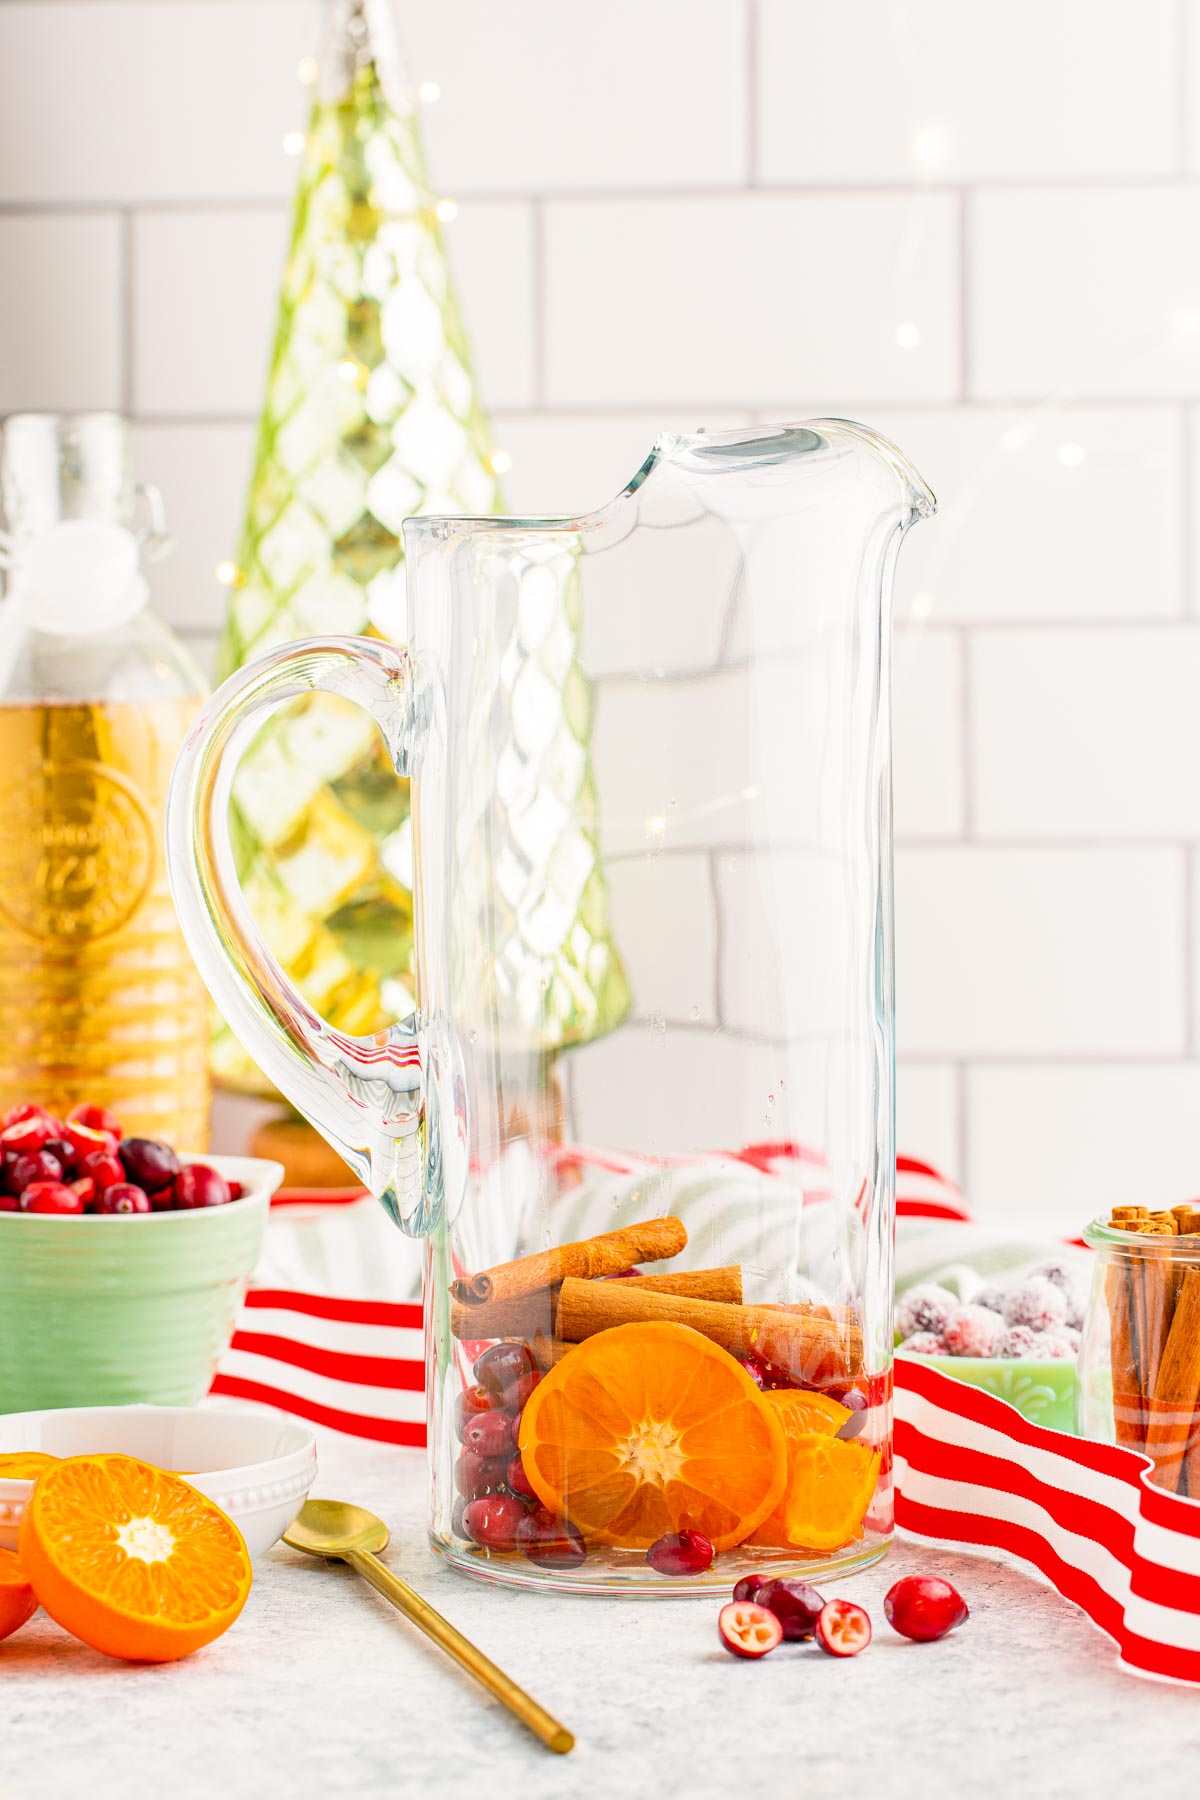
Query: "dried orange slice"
18 1454 251 1663
518 1321 788 1550
0 1548 36 1644
748 1431 880 1551
0 1453 59 1480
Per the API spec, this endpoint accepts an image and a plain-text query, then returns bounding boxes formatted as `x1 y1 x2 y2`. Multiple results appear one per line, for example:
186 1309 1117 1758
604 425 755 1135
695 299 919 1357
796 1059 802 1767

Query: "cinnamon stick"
450 1265 742 1340
1144 1267 1200 1493
554 1277 863 1385
451 1216 688 1306
1106 1257 1144 1452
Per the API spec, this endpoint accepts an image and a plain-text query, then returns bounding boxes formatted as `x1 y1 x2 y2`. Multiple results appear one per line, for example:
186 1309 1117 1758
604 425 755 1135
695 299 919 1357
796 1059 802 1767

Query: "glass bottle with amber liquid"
0 414 210 1147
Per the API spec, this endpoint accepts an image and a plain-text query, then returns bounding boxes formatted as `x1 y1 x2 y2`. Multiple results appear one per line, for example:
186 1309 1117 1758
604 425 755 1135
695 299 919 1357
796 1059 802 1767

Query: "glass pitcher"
167 421 934 1593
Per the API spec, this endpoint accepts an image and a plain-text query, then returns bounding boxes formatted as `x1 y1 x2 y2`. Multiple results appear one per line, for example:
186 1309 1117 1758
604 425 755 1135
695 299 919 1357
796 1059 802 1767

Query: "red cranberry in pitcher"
516 1508 586 1569
453 1386 494 1440
473 1341 535 1403
462 1494 527 1552
646 1530 714 1577
454 1450 507 1502
462 1410 516 1461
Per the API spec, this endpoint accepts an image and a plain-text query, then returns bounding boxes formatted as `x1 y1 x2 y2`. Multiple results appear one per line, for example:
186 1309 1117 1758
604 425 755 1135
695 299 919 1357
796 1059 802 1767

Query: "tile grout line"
957 188 970 403
1183 851 1196 1057
530 198 546 409
118 207 133 416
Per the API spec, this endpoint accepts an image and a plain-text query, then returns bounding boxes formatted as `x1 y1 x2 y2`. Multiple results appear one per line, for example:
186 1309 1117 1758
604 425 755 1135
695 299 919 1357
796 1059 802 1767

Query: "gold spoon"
283 1498 574 1755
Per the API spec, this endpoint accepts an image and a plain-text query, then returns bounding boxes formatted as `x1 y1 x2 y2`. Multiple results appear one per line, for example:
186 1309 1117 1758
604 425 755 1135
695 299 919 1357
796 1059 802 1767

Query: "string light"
435 198 458 223
338 358 364 384
417 80 441 103
296 56 318 85
490 449 513 475
894 322 920 350
282 131 306 156
215 560 242 587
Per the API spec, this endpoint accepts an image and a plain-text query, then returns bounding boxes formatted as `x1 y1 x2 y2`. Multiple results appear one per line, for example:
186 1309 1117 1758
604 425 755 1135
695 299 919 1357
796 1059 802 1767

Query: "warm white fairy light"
296 56 318 85
435 198 458 223
282 131 306 156
215 560 242 587
490 449 513 475
338 358 363 384
418 80 441 103
895 321 921 350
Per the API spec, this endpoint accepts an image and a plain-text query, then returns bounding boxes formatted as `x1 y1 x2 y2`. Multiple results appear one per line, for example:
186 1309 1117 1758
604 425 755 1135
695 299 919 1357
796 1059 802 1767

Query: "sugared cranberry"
453 1386 494 1439
505 1454 537 1501
516 1508 586 1569
646 1529 714 1577
717 1601 783 1659
473 1340 535 1403
735 1356 768 1389
462 1409 516 1461
756 1578 825 1641
67 1102 122 1139
11 1148 64 1190
173 1164 232 1210
454 1449 507 1501
93 1183 152 1216
836 1390 869 1441
1 1115 62 1157
20 1180 85 1215
118 1137 180 1194
883 1575 968 1642
79 1150 124 1195
732 1576 766 1603
63 1120 119 1163
814 1599 872 1658
461 1494 527 1552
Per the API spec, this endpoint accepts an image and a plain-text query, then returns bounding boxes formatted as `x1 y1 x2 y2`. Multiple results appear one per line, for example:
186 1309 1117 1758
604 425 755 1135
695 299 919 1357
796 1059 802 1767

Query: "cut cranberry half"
63 1120 119 1162
516 1508 587 1569
756 1578 824 1641
1 1116 61 1157
883 1575 968 1642
67 1102 122 1139
814 1599 872 1658
717 1602 783 1660
646 1529 714 1577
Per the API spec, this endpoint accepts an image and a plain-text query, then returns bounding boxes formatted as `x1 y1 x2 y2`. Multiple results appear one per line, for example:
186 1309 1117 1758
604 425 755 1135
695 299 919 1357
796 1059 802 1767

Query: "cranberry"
454 1450 507 1501
451 1497 470 1538
814 1599 872 1658
1 1102 51 1131
20 1180 85 1215
118 1137 180 1194
461 1494 527 1552
516 1508 586 1569
0 1192 20 1212
174 1164 232 1209
505 1453 537 1501
11 1149 64 1190
63 1120 119 1162
93 1183 152 1215
735 1356 767 1389
462 1410 516 1461
227 1180 244 1201
836 1390 869 1441
453 1386 495 1440
69 1176 95 1206
646 1529 714 1577
732 1576 767 1604
473 1341 535 1403
79 1150 124 1194
717 1601 783 1660
756 1578 825 1641
511 1370 541 1411
41 1138 75 1174
67 1101 122 1139
883 1575 968 1642
0 1115 61 1157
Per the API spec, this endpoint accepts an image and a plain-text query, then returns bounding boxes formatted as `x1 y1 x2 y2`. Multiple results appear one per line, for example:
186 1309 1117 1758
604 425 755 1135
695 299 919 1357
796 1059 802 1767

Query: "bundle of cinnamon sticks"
1104 1204 1200 1493
450 1216 863 1388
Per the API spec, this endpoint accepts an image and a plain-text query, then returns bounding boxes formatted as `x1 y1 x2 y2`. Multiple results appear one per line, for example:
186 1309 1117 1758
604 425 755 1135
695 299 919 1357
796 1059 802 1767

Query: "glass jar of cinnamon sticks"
1080 1206 1200 1492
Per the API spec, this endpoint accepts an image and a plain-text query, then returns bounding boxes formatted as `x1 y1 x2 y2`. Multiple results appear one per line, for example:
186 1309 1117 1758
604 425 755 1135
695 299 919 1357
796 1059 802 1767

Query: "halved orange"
517 1321 788 1550
763 1388 853 1438
0 1453 60 1480
0 1548 36 1643
748 1431 880 1551
18 1454 252 1663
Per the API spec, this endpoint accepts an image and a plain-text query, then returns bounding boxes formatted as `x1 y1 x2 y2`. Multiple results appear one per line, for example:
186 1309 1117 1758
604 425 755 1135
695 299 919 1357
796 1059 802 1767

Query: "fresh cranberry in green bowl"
0 1152 283 1412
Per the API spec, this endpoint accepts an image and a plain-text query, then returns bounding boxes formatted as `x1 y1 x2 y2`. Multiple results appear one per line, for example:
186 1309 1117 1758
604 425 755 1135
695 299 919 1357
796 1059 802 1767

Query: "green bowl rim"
0 1154 283 1226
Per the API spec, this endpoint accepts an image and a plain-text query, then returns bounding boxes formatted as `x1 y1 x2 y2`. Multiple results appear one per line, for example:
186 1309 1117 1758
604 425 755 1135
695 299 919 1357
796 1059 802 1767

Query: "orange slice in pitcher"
763 1388 853 1438
517 1321 787 1550
748 1431 880 1551
18 1454 252 1662
0 1453 60 1480
0 1548 37 1643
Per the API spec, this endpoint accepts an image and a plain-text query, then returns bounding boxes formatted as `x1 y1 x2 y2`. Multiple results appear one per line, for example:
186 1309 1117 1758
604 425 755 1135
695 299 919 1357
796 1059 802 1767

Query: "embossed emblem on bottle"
0 759 155 943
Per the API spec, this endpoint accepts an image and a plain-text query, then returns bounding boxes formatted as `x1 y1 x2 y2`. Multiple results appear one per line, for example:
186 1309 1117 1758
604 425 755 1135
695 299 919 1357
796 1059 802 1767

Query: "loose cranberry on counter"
473 1341 535 1403
717 1602 783 1660
11 1148 64 1190
118 1137 180 1195
756 1579 825 1641
883 1575 968 1643
646 1529 714 1577
67 1102 122 1139
173 1164 232 1209
814 1599 872 1658
516 1508 586 1569
454 1450 508 1501
93 1183 152 1215
19 1180 85 1216
79 1150 125 1195
462 1409 516 1461
453 1386 495 1440
63 1120 119 1163
0 1115 62 1157
505 1453 537 1502
461 1494 527 1552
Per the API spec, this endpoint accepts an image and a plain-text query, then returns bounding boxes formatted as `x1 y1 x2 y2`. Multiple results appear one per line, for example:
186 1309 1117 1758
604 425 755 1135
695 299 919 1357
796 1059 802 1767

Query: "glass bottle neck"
317 0 409 109
1 413 134 548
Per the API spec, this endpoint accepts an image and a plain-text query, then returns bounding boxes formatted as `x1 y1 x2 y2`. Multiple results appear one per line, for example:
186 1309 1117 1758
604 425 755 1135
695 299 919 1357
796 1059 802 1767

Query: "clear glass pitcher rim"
401 417 936 545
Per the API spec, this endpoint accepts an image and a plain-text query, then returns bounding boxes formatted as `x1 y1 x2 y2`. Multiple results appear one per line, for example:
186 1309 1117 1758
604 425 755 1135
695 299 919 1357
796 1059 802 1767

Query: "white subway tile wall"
0 0 1196 1233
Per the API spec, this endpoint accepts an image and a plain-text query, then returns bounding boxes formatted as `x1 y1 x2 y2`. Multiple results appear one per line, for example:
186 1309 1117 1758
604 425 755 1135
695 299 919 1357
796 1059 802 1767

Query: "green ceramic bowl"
911 1352 1078 1433
0 1154 282 1413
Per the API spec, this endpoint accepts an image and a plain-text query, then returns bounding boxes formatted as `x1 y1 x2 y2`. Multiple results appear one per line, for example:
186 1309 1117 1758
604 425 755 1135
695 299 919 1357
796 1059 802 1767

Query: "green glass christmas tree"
217 0 628 1095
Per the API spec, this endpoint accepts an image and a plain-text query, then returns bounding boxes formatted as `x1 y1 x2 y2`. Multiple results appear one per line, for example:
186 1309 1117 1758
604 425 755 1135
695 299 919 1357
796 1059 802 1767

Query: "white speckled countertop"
2 1433 1196 1800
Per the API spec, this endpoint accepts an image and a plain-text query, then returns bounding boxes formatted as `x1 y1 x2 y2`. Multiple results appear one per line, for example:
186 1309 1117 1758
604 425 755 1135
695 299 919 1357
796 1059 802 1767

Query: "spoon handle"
345 1548 574 1755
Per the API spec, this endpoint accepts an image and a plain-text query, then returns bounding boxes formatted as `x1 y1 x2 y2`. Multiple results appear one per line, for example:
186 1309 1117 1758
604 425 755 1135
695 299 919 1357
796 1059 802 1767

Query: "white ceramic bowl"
0 1403 317 1560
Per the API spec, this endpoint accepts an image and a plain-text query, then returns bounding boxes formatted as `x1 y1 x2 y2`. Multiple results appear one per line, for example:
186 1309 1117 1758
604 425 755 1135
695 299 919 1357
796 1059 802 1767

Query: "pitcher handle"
166 635 437 1231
